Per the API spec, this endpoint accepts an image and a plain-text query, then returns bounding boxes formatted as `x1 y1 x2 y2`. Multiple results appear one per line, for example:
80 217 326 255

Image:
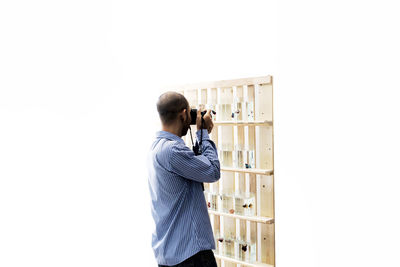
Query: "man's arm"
167 130 220 183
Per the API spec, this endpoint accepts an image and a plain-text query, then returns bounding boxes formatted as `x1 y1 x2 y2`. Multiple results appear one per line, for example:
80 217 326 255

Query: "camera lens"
190 109 197 125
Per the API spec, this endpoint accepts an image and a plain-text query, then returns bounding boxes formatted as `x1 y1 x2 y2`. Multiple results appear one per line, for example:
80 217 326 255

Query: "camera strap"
189 116 205 191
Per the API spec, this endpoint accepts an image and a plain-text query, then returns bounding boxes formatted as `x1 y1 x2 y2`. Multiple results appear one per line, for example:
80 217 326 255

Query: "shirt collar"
156 130 185 144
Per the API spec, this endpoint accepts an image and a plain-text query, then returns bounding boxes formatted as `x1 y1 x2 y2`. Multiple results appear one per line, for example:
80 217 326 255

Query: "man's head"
157 91 191 137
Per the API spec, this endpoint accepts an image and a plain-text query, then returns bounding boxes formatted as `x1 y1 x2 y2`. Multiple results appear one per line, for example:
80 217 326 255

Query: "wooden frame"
169 76 275 267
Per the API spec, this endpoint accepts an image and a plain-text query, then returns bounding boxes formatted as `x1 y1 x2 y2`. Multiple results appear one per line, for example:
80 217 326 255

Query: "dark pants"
158 250 217 267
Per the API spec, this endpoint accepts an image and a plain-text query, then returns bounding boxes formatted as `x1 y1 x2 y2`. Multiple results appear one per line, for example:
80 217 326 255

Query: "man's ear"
180 109 186 122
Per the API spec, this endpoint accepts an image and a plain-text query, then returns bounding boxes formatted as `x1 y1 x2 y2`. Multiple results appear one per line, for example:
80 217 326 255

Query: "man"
147 91 220 267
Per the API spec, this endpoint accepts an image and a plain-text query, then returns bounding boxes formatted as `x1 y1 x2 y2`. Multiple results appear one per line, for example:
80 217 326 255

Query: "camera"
190 109 216 125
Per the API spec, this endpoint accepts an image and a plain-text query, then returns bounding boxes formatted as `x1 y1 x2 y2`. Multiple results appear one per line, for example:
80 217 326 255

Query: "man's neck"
161 125 182 137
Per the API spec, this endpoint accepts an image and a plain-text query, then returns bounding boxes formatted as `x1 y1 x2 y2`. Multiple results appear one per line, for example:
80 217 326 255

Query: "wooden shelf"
214 120 273 126
208 209 274 224
165 75 272 91
221 166 273 175
214 253 273 267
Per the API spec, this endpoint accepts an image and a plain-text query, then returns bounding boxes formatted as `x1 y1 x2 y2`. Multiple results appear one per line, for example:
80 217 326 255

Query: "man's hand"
196 109 214 133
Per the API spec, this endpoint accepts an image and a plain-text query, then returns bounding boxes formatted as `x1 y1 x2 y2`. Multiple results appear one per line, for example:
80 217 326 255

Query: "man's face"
180 105 191 136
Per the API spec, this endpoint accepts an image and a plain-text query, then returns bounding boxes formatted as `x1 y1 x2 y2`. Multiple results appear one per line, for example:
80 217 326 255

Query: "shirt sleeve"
166 129 220 183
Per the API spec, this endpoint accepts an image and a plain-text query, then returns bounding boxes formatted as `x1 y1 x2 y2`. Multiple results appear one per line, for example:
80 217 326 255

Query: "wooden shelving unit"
173 76 275 267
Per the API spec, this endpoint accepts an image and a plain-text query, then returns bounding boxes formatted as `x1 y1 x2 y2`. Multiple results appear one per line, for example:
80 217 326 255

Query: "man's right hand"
196 109 214 134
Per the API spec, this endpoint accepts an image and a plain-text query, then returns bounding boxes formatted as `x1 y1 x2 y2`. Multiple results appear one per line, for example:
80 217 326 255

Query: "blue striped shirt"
147 129 220 265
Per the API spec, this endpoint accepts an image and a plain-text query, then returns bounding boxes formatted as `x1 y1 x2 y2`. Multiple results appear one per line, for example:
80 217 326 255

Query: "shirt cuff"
196 129 210 141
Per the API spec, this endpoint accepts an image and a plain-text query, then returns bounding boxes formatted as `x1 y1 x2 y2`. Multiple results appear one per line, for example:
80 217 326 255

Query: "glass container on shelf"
219 150 233 167
246 101 254 121
232 96 244 122
214 231 257 263
232 101 243 121
216 103 233 121
216 233 224 254
223 238 235 257
245 150 255 169
233 150 244 168
237 240 257 262
218 194 234 214
204 191 218 211
231 95 255 122
206 191 255 217
233 149 255 169
219 231 236 257
234 192 255 216
213 230 220 254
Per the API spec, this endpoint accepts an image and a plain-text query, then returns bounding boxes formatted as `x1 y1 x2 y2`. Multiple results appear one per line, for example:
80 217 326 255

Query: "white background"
1 1 399 266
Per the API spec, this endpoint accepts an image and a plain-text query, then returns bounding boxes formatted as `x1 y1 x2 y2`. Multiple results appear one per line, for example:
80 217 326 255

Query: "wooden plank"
221 167 273 176
208 209 274 224
214 254 273 267
257 223 275 265
270 81 276 267
232 86 243 267
255 82 275 266
165 76 272 91
213 121 273 126
254 84 273 122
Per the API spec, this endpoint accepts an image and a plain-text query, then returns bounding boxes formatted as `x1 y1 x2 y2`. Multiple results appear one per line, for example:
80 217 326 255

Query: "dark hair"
157 91 189 125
